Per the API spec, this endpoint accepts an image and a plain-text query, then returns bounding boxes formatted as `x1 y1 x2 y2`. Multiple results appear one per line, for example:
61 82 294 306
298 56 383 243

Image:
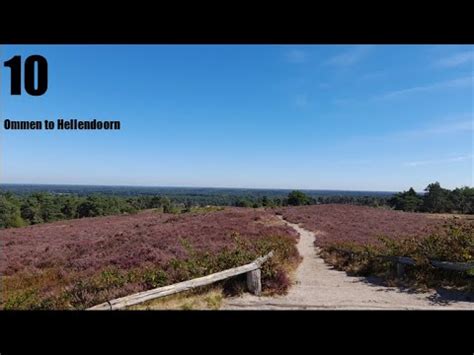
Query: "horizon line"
0 182 404 193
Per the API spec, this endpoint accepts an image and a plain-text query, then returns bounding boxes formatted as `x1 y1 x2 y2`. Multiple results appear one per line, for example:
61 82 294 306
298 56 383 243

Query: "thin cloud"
400 117 473 138
434 51 474 68
285 49 308 64
326 45 373 66
375 76 473 100
405 155 472 167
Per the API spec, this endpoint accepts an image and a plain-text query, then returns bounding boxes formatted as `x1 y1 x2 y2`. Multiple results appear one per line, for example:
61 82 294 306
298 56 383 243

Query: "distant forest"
0 182 472 228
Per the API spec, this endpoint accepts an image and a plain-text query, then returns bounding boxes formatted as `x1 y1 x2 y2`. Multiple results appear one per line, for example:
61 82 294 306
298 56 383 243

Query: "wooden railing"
88 251 274 310
330 248 474 277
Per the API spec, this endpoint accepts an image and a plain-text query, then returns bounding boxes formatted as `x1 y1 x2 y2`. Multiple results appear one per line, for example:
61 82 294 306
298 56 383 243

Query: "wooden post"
246 268 262 296
88 251 274 310
396 262 405 278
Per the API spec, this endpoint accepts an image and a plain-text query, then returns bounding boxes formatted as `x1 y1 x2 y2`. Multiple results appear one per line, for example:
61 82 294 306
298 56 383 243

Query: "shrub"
321 221 474 291
0 208 300 309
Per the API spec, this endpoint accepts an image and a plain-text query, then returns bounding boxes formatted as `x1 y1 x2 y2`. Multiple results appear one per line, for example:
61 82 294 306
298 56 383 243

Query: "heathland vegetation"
280 204 473 292
3 203 471 310
1 182 472 229
1 183 472 309
0 208 300 309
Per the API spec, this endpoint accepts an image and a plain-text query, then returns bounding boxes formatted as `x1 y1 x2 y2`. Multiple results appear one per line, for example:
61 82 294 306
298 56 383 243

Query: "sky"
0 45 472 192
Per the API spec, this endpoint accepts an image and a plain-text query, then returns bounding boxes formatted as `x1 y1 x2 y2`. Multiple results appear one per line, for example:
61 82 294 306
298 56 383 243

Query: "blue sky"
0 45 472 191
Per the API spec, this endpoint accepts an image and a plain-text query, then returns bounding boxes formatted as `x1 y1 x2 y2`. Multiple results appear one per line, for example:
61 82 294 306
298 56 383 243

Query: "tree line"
0 190 385 228
0 192 191 228
388 182 474 214
0 182 472 229
284 183 474 214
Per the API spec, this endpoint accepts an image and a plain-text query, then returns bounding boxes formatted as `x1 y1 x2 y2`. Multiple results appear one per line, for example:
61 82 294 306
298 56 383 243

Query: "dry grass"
128 287 224 310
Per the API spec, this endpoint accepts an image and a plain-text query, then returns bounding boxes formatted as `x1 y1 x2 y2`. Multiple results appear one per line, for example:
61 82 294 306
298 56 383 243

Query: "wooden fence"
331 248 474 277
88 251 273 310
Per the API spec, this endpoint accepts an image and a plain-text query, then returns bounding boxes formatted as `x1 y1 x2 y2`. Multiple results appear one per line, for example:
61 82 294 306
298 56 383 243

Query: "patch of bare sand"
222 219 473 310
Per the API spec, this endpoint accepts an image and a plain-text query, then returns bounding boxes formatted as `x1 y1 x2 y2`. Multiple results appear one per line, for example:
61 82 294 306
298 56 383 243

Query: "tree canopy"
287 190 311 206
1 182 472 229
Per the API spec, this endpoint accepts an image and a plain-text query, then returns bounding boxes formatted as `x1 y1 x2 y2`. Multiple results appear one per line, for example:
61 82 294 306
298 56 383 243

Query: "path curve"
222 219 473 310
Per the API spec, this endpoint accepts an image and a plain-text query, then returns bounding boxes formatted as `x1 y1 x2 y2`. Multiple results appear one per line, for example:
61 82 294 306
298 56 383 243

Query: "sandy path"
222 220 473 310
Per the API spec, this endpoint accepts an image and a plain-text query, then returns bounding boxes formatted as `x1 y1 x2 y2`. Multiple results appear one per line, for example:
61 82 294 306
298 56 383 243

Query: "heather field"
2 204 472 310
278 205 473 291
278 204 448 247
0 208 300 310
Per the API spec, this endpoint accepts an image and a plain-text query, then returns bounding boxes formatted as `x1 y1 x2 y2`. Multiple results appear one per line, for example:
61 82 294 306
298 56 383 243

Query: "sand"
222 219 473 310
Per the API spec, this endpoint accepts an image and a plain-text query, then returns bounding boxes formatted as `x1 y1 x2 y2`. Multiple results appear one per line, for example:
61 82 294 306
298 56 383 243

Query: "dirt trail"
222 219 473 310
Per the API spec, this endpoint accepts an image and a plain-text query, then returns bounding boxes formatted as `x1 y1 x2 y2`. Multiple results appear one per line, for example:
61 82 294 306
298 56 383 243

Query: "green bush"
322 221 474 291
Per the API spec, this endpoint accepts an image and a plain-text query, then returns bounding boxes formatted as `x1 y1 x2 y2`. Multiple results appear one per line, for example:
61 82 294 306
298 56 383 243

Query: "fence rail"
88 251 273 310
330 247 474 277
